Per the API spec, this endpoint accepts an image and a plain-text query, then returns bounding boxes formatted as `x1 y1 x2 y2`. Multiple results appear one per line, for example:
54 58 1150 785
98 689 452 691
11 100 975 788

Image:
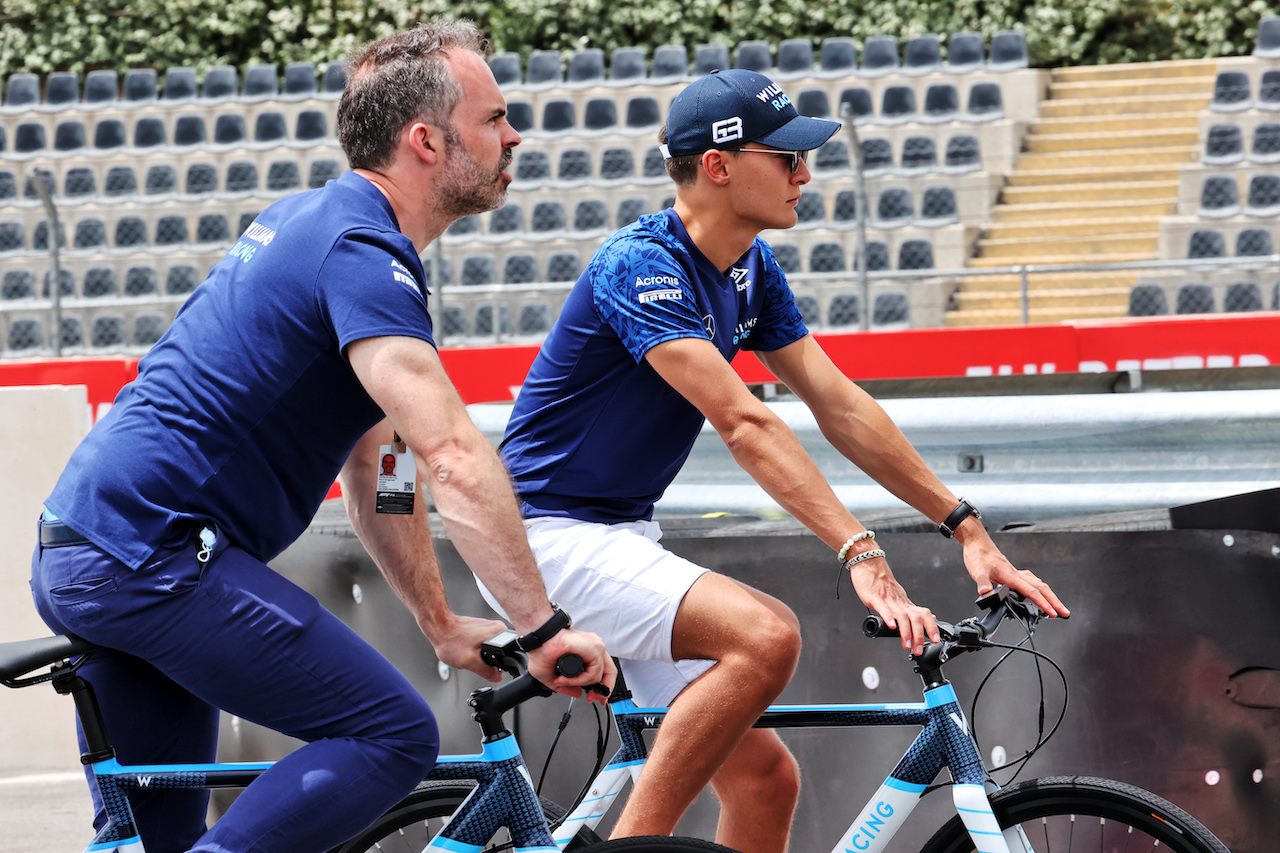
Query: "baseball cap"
659 68 841 160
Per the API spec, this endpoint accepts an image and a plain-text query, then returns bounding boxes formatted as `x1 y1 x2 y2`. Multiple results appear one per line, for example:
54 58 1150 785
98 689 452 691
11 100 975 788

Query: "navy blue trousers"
30 527 439 853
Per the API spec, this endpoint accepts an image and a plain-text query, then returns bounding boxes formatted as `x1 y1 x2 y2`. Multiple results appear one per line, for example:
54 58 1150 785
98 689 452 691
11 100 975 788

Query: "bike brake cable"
547 698 612 832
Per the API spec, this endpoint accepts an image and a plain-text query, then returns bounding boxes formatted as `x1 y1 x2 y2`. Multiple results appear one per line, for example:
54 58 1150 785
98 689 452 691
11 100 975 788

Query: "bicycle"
0 629 732 853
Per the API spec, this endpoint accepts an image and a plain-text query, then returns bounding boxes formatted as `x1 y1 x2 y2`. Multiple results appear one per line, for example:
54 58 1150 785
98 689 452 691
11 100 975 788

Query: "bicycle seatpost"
51 663 115 764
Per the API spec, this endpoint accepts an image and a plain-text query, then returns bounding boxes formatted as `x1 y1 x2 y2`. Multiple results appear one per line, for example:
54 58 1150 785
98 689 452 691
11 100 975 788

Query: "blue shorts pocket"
50 577 119 604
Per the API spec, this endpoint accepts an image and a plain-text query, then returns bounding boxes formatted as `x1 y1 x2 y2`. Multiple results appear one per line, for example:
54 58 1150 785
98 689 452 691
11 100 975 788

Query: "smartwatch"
514 605 572 652
939 499 981 539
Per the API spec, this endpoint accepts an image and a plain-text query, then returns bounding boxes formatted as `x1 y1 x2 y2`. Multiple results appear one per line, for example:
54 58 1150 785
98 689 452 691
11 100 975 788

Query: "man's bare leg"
610 573 802 851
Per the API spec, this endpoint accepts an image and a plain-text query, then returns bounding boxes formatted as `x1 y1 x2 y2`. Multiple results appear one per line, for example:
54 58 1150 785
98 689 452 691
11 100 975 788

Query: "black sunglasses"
727 147 810 173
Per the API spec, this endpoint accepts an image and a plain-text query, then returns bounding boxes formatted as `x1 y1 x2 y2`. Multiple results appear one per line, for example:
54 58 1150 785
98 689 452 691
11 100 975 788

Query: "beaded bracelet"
837 530 876 563
843 548 886 568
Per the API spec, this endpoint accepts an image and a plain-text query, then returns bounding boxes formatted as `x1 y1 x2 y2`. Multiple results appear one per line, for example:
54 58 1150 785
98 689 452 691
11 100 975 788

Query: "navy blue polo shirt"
501 209 808 522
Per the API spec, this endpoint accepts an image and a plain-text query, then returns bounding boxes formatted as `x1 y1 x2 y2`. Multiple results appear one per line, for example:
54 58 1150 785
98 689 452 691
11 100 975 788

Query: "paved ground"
0 770 95 852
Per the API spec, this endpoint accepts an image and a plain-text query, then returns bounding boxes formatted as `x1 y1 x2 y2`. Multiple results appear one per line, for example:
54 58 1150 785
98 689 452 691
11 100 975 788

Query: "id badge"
375 439 416 514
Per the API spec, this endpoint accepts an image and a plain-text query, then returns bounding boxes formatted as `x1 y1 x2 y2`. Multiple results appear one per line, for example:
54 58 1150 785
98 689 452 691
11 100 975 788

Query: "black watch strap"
515 605 572 652
939 499 981 539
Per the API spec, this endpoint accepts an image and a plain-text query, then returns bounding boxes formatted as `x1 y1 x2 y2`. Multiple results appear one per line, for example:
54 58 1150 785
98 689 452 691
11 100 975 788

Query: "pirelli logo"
639 289 682 303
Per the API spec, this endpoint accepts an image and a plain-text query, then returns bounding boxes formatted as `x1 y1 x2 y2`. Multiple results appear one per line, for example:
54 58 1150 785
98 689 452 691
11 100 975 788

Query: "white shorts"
477 517 715 708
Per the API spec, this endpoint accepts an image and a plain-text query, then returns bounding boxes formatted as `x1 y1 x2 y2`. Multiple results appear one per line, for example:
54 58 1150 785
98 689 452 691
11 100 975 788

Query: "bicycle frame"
554 682 1032 853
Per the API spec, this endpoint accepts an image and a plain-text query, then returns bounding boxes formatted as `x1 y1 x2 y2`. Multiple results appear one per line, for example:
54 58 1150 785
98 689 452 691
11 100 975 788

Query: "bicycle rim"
920 776 1230 853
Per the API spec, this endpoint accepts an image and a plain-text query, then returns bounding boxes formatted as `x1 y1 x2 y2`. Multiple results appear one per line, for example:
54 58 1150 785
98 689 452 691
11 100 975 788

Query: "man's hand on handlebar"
527 628 616 705
847 554 940 656
953 525 1069 621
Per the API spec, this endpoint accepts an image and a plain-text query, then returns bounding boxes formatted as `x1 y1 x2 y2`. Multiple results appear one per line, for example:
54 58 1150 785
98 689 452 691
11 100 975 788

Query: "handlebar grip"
862 614 900 638
555 654 611 698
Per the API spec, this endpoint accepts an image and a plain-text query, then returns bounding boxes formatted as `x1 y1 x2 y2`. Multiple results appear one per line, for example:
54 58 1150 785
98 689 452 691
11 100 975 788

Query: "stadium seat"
526 51 563 86
1186 228 1226 258
814 139 849 171
0 170 15 201
541 99 576 133
530 200 566 232
568 48 605 84
154 216 189 246
322 61 347 95
833 190 859 222
600 147 636 180
224 161 259 192
872 292 910 326
694 43 730 75
503 254 539 284
134 116 167 148
237 212 260 236
0 125 6 153
9 319 43 351
899 136 937 173
875 187 914 228
863 241 891 271
796 89 831 118
1203 123 1245 164
838 87 874 123
965 83 1005 121
123 266 158 297
1245 173 1280 217
24 169 54 201
423 258 452 287
818 38 857 75
166 265 201 295
559 148 593 180
772 244 801 273
185 163 219 195
516 150 550 181
918 187 958 226
861 137 893 174
1235 227 1274 256
1259 69 1280 110
1252 124 1280 163
91 316 126 348
734 40 772 72
44 72 79 106
861 36 899 76
104 166 137 197
196 214 230 244
776 39 814 77
242 64 279 99
53 120 87 152
308 160 341 188
173 115 208 146
84 70 119 104
583 98 618 131
1128 284 1168 316
1224 282 1263 312
988 30 1029 70
490 203 523 234
828 294 861 326
1256 15 1280 58
1176 283 1215 314
922 84 960 122
944 134 982 172
809 242 846 272
0 222 26 254
609 47 647 83
643 146 667 178
447 215 479 237
214 113 248 146
489 53 522 88
254 111 288 144
94 118 127 150
1210 71 1251 112
133 314 168 347
295 109 328 141
82 267 118 298
461 256 497 285
794 191 825 224
902 35 942 75
163 67 198 100
651 45 689 80
283 62 318 97
506 101 534 133
14 122 46 154
518 304 553 335
792 294 820 326
73 217 107 250
898 239 935 269
440 305 467 338
33 220 66 251
625 96 662 128
947 32 985 73
472 305 511 337
55 317 80 351
266 161 301 191
42 269 74 297
880 86 916 124
546 252 581 281
202 66 239 100
115 217 148 247
4 73 39 108
615 197 648 227
123 68 158 103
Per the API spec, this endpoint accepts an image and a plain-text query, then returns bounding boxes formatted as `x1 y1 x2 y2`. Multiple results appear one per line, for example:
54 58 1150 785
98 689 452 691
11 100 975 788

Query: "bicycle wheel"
920 776 1230 853
576 837 741 853
332 781 602 852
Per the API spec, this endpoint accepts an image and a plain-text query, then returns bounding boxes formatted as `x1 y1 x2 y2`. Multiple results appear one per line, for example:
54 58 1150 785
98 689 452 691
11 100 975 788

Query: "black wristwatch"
515 604 572 652
939 499 981 539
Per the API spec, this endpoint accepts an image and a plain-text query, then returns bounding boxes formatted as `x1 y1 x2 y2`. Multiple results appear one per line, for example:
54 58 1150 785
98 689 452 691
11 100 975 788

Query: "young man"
30 21 613 853
488 69 1068 852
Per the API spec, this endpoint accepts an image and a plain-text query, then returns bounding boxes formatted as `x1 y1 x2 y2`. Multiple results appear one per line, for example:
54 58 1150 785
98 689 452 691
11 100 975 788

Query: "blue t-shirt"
46 172 435 569
501 209 807 522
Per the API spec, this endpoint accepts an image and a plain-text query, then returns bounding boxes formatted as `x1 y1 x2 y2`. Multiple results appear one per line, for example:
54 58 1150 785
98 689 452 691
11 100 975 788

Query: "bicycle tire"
576 837 741 853
330 781 603 852
919 775 1230 853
